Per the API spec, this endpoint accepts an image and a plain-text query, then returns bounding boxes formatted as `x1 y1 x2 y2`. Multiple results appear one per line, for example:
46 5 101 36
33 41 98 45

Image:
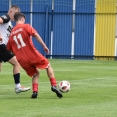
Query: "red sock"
32 83 38 92
50 78 57 86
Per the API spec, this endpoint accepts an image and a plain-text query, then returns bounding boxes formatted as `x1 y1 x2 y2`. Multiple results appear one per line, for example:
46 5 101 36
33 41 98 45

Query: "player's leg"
36 55 63 98
24 66 39 98
8 56 20 74
31 70 39 98
46 64 63 98
8 56 30 93
0 61 2 72
0 44 30 93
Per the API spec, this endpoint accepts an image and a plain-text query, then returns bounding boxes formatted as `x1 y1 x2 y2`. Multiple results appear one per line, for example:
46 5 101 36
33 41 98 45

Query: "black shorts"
0 44 14 62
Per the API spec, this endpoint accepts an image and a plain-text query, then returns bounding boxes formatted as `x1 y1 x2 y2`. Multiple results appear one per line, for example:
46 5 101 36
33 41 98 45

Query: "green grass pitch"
0 59 117 117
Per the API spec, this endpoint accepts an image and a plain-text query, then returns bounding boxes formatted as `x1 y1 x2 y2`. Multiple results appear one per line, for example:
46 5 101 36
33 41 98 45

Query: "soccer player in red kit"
7 12 62 98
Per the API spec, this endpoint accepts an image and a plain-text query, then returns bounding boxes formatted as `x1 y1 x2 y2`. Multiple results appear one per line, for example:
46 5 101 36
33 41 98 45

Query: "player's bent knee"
8 56 20 66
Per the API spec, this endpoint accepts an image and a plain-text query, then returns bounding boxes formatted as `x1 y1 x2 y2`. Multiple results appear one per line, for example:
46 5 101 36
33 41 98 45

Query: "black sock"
13 73 20 84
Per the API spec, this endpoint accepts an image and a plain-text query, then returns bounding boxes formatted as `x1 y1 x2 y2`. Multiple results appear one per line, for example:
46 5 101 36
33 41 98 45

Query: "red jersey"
7 24 49 73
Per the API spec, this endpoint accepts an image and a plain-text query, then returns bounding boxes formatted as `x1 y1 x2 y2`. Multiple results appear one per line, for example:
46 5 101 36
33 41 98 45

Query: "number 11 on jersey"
13 33 26 49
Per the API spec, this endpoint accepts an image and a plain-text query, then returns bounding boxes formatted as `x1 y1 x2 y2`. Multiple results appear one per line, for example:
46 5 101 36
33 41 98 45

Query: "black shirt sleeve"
0 14 10 23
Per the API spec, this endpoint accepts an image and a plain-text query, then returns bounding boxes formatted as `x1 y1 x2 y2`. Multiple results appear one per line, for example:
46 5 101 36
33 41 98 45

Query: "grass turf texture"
0 59 117 117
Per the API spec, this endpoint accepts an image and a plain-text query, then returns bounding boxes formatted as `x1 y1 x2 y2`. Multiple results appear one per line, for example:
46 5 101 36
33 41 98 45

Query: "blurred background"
1 0 117 60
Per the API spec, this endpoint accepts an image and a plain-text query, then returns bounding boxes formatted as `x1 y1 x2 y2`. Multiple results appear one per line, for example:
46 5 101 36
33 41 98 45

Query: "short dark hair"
14 12 26 22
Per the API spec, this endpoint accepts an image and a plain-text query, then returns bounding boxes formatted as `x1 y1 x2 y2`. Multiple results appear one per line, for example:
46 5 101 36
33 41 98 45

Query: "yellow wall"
95 0 116 60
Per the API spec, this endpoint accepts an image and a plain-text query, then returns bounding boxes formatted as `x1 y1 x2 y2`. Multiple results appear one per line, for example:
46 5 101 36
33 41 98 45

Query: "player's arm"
33 33 50 54
0 14 10 24
0 14 10 41
27 24 49 54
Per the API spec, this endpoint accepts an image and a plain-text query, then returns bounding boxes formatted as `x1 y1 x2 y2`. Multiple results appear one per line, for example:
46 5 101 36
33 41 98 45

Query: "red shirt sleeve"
26 24 37 36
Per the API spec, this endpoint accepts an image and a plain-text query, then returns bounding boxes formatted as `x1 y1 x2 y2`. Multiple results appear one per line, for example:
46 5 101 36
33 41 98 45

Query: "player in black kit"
0 5 30 94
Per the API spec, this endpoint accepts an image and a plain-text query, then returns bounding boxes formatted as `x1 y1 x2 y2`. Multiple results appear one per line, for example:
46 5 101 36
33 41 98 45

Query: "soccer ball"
58 80 70 93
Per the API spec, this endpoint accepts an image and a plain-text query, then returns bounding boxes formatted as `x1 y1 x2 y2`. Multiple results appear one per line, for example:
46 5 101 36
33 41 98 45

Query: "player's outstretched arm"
34 33 50 54
0 14 10 24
